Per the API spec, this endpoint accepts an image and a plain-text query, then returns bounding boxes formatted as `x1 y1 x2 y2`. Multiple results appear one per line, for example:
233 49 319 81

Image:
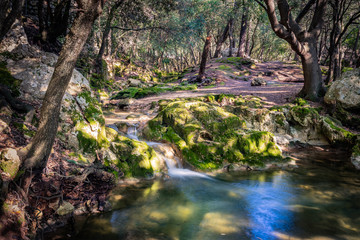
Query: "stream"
51 125 360 240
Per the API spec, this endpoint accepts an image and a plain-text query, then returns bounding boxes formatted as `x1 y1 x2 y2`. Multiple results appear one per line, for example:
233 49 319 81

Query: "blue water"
62 164 360 240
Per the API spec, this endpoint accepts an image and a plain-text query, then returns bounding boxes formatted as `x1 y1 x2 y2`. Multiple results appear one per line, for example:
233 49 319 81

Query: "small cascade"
125 125 211 179
127 125 139 141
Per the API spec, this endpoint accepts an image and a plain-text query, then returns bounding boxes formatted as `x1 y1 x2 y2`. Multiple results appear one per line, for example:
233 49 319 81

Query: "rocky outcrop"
142 95 358 170
324 69 360 110
143 97 283 170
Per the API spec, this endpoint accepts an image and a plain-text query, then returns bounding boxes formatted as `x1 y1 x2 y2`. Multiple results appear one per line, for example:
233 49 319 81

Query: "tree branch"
296 0 316 23
254 0 267 11
111 26 168 32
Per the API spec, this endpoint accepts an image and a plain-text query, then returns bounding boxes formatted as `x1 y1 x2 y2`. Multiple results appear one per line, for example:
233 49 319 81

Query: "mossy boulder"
143 100 283 170
107 135 162 178
0 148 20 181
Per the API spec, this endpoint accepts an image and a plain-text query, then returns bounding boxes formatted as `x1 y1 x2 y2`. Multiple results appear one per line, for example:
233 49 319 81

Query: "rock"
143 100 283 170
128 78 142 87
0 20 40 60
0 105 12 134
0 148 21 180
56 201 75 216
6 57 91 101
324 69 360 110
220 48 239 57
114 122 129 134
351 140 360 170
117 98 134 109
251 78 267 86
351 155 360 170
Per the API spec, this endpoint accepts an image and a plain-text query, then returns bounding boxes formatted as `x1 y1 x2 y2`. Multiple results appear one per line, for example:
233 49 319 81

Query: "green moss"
323 117 354 139
78 91 105 126
289 106 320 126
112 84 197 100
293 98 308 106
143 99 283 170
76 121 98 153
109 135 159 177
218 65 232 71
0 61 21 96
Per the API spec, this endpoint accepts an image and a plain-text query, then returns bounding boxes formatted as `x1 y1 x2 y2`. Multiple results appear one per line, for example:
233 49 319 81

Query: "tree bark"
299 40 324 100
197 35 211 81
21 0 104 174
0 0 25 42
237 2 249 57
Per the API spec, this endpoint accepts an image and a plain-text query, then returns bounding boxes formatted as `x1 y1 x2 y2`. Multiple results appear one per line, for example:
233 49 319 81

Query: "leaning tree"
256 0 328 101
20 0 105 190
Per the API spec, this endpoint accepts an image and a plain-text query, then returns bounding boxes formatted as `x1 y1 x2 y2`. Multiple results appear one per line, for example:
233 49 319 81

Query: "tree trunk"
96 0 124 74
0 0 25 42
350 28 359 66
249 19 259 57
299 40 324 100
228 20 234 57
48 0 72 43
213 22 230 58
237 4 249 57
20 0 104 178
197 35 211 81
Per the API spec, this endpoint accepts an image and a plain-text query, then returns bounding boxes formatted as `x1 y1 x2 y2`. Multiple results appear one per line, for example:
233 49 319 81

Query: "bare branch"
111 26 169 33
254 0 267 11
296 0 316 23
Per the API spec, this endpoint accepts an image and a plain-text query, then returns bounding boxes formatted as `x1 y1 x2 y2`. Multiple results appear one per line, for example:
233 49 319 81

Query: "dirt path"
130 60 304 109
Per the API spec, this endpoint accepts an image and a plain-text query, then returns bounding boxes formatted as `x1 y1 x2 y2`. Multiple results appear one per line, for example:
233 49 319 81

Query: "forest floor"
129 59 307 110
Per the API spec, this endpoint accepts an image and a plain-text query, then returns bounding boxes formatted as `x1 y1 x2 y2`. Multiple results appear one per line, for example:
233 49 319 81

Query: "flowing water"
51 127 360 240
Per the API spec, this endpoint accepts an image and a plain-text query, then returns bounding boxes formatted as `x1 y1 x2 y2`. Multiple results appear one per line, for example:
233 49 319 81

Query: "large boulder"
324 69 360 110
6 57 91 101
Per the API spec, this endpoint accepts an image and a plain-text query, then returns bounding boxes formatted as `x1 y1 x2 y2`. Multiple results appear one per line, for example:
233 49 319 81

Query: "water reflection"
62 165 360 240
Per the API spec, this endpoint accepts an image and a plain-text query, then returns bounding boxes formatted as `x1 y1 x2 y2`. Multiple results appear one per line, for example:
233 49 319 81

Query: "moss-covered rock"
107 135 162 177
143 99 283 170
0 148 20 180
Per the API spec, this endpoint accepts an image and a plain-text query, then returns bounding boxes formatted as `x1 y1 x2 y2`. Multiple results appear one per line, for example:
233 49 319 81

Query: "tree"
213 0 241 58
0 0 25 42
256 0 328 101
237 0 249 57
37 0 72 46
197 34 211 80
96 0 125 75
20 0 105 190
325 0 360 84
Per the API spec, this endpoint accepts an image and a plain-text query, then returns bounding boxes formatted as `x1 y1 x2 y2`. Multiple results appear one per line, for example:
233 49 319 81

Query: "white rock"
324 69 360 110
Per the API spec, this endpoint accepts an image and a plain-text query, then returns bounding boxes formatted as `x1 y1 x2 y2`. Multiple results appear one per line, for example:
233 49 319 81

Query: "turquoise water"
62 150 360 240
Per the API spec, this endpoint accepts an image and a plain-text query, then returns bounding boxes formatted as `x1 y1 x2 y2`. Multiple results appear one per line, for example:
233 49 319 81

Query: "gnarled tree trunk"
259 0 327 101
